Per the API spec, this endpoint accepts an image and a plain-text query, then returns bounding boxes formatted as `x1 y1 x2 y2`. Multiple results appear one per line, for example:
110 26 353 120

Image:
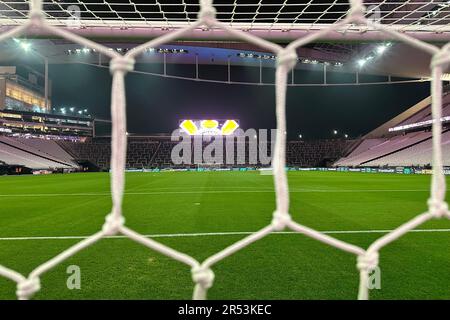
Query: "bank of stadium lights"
357 43 392 68
237 52 274 60
66 48 96 55
56 107 89 116
376 44 388 55
154 48 188 54
357 59 367 68
13 38 31 51
19 42 31 51
331 130 349 138
66 47 188 55
237 52 343 67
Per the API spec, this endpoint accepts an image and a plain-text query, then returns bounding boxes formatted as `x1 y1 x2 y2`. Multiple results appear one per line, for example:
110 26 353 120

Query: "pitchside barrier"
122 167 450 175
0 0 449 300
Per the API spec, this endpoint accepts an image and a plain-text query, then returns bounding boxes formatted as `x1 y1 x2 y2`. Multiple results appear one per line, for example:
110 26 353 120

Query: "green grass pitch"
0 171 449 300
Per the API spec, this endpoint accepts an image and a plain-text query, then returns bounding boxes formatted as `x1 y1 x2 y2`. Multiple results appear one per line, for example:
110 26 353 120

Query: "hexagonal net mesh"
0 0 449 300
1 0 449 35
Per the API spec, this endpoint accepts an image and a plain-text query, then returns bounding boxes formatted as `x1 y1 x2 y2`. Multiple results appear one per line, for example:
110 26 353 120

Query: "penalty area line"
0 229 449 241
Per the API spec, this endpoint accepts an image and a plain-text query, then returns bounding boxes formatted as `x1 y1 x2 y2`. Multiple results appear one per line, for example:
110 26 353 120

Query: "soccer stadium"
0 0 449 304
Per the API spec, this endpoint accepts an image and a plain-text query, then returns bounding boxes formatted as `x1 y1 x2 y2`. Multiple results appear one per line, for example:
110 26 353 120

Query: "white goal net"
0 0 449 300
1 1 450 40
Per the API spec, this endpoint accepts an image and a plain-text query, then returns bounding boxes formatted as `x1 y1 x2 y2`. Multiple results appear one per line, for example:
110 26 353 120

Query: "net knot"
428 199 449 219
271 210 291 231
29 10 45 27
348 0 366 21
16 277 40 300
431 49 450 69
357 251 379 272
102 213 125 236
198 0 216 23
276 49 298 71
110 57 135 74
191 266 215 289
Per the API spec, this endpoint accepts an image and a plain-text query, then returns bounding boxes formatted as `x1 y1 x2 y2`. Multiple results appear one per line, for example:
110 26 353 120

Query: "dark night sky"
47 63 430 139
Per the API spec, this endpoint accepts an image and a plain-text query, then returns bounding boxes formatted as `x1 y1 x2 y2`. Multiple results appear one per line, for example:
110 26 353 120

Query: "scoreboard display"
179 119 239 136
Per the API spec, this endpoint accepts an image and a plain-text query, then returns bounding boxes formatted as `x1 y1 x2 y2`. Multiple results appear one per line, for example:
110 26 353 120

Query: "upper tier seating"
364 130 450 167
335 131 432 167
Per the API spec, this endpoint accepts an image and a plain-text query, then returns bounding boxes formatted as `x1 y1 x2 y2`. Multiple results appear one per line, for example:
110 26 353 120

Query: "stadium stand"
0 136 76 169
364 130 450 167
127 139 160 168
6 89 449 173
59 138 111 169
59 136 351 170
287 139 351 167
60 137 161 169
335 131 432 167
16 137 78 166
11 89 450 172
335 88 450 168
152 141 178 168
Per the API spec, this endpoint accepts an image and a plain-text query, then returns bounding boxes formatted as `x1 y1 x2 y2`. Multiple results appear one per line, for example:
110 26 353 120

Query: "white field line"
0 229 449 241
0 189 430 197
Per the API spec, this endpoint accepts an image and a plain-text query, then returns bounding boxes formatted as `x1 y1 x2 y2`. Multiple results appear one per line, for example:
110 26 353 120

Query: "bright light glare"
20 42 31 51
357 59 366 67
376 45 387 54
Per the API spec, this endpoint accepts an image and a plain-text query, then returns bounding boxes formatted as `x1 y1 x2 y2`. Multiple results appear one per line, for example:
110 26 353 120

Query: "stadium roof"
366 85 450 138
